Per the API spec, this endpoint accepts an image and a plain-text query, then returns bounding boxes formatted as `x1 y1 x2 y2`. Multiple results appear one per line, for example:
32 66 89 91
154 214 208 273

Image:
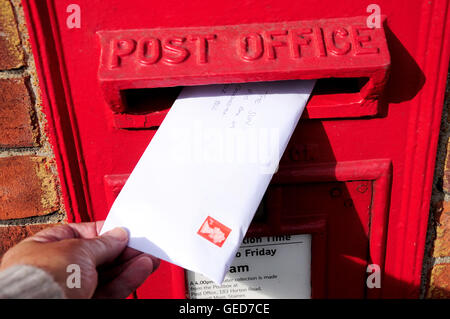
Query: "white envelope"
100 80 315 284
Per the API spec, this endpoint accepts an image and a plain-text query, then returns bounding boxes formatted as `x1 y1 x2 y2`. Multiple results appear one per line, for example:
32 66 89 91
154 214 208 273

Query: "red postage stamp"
197 216 232 247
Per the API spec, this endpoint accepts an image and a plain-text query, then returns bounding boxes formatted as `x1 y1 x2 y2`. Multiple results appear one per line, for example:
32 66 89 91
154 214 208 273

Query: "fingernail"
104 227 129 242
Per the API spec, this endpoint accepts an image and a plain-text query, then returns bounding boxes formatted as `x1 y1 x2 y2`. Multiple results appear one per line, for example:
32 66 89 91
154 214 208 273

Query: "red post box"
22 0 450 298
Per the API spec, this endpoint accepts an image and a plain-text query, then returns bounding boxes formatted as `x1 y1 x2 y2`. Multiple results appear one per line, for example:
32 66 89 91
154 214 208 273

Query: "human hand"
0 221 159 299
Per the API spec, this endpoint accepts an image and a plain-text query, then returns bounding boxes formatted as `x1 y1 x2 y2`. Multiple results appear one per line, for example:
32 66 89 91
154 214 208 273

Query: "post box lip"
111 76 373 128
98 65 390 81
106 73 382 128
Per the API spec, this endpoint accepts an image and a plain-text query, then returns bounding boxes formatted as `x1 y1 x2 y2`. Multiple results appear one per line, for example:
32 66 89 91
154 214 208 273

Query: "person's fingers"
116 248 160 271
97 252 145 285
81 227 129 266
95 220 105 234
25 221 106 243
24 224 80 243
94 255 156 299
65 220 105 238
97 250 159 285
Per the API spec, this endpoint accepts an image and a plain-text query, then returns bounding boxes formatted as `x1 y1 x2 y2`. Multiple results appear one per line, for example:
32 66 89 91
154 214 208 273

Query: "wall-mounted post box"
22 0 450 298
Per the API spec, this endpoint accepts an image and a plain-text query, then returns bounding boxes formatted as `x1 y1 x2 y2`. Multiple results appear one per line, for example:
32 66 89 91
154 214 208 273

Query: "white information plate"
187 234 311 299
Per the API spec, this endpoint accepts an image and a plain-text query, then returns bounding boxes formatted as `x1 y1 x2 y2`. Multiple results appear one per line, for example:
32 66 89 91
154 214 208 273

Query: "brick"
0 0 24 69
427 264 450 299
0 156 59 220
0 78 39 147
444 140 450 193
432 201 450 257
0 224 57 257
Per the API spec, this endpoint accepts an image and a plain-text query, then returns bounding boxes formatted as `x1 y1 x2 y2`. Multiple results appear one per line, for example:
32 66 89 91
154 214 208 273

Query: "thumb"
82 227 129 266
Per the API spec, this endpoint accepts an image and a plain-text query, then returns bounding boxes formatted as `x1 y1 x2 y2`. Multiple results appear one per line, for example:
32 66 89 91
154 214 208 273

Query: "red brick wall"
423 70 450 299
0 0 63 257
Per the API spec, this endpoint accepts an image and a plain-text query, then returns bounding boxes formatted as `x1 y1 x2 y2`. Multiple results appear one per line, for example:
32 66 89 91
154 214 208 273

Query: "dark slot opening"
120 77 369 115
252 198 268 224
121 86 183 115
311 77 369 95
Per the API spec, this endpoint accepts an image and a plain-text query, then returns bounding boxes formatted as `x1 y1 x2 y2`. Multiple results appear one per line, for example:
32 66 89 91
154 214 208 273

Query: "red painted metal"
21 0 450 298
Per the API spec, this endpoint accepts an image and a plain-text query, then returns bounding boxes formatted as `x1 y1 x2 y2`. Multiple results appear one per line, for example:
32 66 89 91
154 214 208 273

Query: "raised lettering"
327 27 351 56
137 38 161 65
108 39 136 69
312 27 327 57
238 32 264 61
351 26 379 55
162 37 190 64
264 30 287 60
288 28 312 59
189 34 216 64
